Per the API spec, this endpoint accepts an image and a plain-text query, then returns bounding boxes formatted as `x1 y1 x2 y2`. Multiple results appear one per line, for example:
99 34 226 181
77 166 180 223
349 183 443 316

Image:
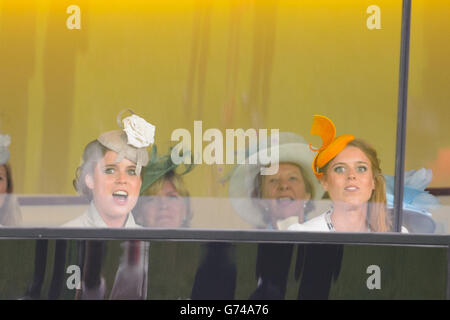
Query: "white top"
62 201 141 228
288 208 409 233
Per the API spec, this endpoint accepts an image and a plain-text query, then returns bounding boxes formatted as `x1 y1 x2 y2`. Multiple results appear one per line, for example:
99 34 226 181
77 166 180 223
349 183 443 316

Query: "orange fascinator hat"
310 115 355 179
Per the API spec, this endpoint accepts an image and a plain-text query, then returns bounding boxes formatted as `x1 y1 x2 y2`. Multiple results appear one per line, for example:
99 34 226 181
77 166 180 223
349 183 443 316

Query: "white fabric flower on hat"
122 114 155 148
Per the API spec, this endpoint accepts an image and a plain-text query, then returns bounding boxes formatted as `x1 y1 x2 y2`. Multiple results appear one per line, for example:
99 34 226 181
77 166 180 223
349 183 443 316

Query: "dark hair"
1 163 22 226
73 140 109 201
2 163 13 193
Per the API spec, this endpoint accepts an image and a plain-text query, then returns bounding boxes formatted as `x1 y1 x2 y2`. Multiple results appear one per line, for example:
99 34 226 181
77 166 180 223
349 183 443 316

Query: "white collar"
87 201 139 228
325 206 371 232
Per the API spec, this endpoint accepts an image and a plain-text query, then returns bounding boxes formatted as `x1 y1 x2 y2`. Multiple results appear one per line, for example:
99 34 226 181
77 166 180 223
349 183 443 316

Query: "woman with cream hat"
62 109 155 300
228 131 324 230
227 132 325 300
289 115 407 233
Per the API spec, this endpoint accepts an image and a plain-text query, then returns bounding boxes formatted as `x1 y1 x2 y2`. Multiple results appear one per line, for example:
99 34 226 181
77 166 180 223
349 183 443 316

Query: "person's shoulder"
61 214 88 228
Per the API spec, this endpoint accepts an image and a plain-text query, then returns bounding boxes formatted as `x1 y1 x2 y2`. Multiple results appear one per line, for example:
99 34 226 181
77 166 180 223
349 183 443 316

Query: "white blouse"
62 201 141 228
288 208 409 233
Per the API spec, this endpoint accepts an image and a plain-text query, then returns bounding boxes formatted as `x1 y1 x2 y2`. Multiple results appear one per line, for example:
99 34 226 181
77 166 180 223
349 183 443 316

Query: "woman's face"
85 150 142 226
261 163 311 222
141 179 187 228
320 146 375 207
0 165 7 207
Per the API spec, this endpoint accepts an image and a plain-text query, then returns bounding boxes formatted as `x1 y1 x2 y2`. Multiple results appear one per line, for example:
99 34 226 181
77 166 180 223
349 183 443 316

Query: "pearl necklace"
325 207 371 232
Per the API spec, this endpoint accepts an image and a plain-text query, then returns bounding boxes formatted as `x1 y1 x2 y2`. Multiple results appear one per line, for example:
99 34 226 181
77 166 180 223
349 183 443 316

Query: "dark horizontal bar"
15 189 449 206
426 188 450 196
17 196 89 206
0 228 448 247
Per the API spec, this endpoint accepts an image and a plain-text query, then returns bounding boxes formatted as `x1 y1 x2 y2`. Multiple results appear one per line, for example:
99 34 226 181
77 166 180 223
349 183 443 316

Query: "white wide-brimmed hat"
228 132 324 228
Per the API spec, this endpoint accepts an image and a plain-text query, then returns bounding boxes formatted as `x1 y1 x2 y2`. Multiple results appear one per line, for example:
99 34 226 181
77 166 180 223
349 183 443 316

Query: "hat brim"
0 148 10 166
402 209 436 233
228 142 323 228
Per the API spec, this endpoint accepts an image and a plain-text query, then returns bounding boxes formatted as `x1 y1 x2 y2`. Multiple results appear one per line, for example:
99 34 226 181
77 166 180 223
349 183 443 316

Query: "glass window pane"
0 0 408 235
406 0 450 234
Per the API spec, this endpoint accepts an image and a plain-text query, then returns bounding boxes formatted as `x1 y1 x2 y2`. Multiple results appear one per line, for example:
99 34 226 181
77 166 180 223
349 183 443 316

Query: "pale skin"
320 146 375 232
261 163 311 229
141 179 187 228
85 151 142 228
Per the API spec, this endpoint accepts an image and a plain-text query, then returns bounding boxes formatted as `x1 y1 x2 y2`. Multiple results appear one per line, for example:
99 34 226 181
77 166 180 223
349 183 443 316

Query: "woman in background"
134 146 193 228
226 132 341 300
228 132 323 230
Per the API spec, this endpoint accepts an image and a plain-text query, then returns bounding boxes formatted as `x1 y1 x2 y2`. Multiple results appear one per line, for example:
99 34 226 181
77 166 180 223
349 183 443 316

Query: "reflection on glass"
0 133 22 226
0 0 406 233
406 0 450 234
384 168 439 233
289 115 405 233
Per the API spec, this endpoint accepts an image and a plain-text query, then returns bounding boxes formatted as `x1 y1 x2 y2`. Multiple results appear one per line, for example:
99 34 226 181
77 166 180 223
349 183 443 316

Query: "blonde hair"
73 140 108 200
135 171 192 227
320 139 391 232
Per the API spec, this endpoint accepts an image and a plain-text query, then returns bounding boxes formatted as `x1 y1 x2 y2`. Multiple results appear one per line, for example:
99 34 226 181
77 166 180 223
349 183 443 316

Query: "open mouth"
112 190 128 203
276 197 294 207
344 186 359 191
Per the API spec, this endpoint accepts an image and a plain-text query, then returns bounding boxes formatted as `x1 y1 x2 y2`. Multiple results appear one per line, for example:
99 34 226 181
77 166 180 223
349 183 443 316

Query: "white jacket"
62 201 141 228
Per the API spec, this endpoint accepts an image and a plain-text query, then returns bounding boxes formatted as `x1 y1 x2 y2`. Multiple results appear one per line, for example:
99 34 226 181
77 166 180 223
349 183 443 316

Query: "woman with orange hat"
289 115 407 233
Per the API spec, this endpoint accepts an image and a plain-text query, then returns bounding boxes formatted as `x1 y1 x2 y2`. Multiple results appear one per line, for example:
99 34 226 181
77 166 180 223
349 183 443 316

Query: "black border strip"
393 0 412 232
17 196 89 206
448 246 450 300
0 228 448 246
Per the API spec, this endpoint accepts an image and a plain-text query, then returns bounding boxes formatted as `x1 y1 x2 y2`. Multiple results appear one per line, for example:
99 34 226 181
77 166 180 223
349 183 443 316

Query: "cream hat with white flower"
97 109 155 176
0 134 11 166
